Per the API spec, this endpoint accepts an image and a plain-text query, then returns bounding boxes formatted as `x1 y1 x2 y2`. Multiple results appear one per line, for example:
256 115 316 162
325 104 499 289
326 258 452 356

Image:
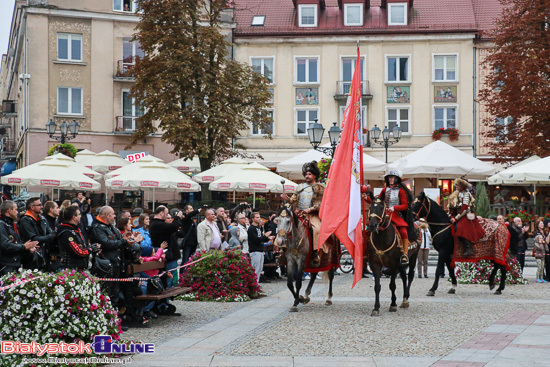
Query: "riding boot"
400 239 409 265
461 238 473 257
312 249 321 267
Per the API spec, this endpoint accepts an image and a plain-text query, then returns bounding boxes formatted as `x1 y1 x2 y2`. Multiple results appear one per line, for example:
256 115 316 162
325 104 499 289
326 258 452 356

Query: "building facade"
232 0 503 166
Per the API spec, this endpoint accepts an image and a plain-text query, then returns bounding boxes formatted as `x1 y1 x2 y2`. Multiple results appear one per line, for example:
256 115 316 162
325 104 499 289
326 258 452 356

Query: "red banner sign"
40 180 60 186
140 181 159 187
249 183 266 189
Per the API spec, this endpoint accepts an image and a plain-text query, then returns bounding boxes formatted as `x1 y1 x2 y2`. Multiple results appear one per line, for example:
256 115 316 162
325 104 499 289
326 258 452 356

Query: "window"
340 106 367 128
251 57 274 84
344 4 363 26
57 33 82 62
386 56 410 82
114 0 137 12
122 90 144 131
251 15 265 26
122 38 145 73
295 57 319 84
434 55 457 82
341 56 365 94
299 4 317 27
434 106 457 129
386 107 410 133
295 108 319 135
57 87 82 115
495 117 512 142
251 110 274 136
388 3 407 25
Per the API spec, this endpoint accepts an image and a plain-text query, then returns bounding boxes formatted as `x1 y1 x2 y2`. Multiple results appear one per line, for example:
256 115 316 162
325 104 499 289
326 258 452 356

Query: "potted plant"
432 127 460 141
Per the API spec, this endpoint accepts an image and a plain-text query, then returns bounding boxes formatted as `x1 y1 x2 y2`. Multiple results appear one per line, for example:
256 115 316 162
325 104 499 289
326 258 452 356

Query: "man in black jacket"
18 197 57 271
57 206 93 271
89 205 133 308
43 201 59 232
180 204 201 264
248 212 274 284
0 200 39 275
149 205 184 288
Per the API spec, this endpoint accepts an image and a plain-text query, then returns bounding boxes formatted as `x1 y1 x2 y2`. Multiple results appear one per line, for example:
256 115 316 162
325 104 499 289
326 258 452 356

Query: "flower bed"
455 257 528 285
0 269 121 366
179 250 261 301
432 127 460 141
505 210 533 222
47 143 78 158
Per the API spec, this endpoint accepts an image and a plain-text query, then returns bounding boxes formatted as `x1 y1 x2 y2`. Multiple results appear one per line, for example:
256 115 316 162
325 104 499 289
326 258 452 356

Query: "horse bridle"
276 209 293 241
369 199 392 230
413 196 431 220
414 196 452 239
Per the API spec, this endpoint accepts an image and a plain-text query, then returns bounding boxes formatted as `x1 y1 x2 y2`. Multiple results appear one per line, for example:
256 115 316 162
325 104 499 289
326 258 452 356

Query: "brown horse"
366 197 420 316
275 206 340 312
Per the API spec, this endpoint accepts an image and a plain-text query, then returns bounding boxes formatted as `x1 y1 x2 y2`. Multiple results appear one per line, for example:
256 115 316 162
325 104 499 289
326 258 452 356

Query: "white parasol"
167 157 201 173
77 150 129 174
193 157 249 183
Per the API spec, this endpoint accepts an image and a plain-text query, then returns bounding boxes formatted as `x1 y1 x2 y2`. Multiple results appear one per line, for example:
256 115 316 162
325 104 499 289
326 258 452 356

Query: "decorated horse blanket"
304 233 341 273
451 219 510 270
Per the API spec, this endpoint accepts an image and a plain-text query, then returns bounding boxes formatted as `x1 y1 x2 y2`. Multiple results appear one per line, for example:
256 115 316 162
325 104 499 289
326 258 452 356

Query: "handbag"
147 275 165 295
90 255 113 277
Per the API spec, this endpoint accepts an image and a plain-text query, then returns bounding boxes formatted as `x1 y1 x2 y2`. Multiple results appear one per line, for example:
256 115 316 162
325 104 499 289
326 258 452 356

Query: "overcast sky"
1 0 17 60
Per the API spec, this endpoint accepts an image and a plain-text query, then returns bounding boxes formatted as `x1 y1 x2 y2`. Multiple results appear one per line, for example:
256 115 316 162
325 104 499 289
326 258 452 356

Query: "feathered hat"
302 161 320 179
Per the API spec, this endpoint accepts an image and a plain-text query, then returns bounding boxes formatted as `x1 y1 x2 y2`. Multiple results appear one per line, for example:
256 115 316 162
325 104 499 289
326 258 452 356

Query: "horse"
275 206 338 312
412 192 515 296
366 196 420 316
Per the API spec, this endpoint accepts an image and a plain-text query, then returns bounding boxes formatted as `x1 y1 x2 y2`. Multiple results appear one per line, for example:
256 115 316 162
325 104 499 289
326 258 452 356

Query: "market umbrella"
488 156 542 185
77 150 129 174
104 155 166 179
387 141 495 179
193 157 249 183
276 143 387 180
167 157 201 173
1 159 101 191
74 149 97 164
209 162 297 206
45 153 103 180
105 161 201 210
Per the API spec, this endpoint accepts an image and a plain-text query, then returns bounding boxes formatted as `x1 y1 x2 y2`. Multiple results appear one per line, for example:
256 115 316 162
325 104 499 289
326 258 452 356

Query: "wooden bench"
126 260 192 301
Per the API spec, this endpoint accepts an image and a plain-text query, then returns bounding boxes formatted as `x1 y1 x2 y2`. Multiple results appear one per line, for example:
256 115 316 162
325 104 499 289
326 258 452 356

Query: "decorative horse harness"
276 209 307 256
368 199 399 262
412 197 452 240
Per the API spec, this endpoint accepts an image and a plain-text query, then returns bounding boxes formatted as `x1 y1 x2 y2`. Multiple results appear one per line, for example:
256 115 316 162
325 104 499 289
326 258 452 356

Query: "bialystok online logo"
1 335 155 356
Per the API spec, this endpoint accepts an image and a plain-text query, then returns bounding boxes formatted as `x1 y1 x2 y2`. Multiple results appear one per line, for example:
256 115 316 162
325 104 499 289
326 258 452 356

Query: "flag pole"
357 42 367 242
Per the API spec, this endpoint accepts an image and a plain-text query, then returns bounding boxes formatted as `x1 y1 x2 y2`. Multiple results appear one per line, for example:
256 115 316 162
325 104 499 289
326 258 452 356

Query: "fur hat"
454 178 471 189
302 161 320 179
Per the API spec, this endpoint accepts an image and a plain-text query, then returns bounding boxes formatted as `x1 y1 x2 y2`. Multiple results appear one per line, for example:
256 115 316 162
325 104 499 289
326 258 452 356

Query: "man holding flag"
318 46 365 286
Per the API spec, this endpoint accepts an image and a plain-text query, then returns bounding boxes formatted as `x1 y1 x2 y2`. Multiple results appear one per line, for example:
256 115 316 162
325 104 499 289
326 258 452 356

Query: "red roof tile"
233 0 503 38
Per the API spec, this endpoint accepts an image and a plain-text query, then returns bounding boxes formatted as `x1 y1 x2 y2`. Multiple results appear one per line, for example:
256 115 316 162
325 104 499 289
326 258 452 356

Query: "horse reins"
414 196 452 239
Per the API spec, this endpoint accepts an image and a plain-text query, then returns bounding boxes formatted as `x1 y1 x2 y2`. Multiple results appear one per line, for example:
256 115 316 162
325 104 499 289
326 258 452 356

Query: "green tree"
478 0 550 163
475 182 491 219
129 0 272 171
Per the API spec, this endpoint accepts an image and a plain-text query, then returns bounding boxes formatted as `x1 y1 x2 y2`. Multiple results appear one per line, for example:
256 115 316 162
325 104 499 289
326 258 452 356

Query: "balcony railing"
0 137 17 159
334 81 371 99
115 59 136 79
115 116 141 133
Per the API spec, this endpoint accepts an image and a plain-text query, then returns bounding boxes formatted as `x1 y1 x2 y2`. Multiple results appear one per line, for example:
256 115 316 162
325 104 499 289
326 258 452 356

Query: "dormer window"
388 3 407 26
344 3 363 26
299 4 318 27
252 15 265 26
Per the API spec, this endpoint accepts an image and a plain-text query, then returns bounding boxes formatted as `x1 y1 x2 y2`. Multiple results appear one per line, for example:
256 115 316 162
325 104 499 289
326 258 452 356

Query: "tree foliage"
478 0 550 163
130 0 272 170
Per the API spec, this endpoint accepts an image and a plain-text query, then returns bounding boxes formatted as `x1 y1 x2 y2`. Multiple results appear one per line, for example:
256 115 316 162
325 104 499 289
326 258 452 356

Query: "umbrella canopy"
44 153 103 180
387 141 495 179
105 161 201 192
488 156 542 185
167 157 201 173
1 159 101 190
487 155 550 185
277 144 387 180
74 149 96 163
209 163 298 193
193 157 249 183
104 155 166 179
78 150 129 174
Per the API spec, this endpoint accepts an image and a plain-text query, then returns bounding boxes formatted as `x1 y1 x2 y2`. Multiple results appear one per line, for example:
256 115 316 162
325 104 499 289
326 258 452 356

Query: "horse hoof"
399 301 409 309
489 284 495 290
325 300 332 306
290 306 298 312
494 290 502 295
389 305 398 312
426 290 435 297
299 295 305 302
447 288 456 294
302 297 310 305
371 310 379 317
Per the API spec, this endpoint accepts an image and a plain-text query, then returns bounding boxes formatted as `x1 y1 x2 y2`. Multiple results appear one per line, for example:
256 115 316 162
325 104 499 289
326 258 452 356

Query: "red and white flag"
319 46 364 287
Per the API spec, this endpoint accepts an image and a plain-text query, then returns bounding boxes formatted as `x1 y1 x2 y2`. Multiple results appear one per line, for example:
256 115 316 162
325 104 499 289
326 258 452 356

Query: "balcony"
1 100 16 116
114 59 136 80
115 115 141 133
0 138 17 159
333 81 372 100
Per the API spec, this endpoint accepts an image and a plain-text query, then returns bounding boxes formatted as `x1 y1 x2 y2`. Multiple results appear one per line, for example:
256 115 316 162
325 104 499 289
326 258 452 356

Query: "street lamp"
46 119 80 144
370 124 402 163
307 119 342 158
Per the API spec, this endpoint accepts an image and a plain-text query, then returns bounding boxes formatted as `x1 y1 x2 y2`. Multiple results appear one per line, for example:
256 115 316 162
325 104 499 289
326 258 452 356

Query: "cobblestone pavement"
115 268 549 367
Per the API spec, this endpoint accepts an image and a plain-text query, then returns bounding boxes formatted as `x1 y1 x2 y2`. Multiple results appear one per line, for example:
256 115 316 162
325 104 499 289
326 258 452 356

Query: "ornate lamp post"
370 124 402 163
307 119 342 158
46 119 80 144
